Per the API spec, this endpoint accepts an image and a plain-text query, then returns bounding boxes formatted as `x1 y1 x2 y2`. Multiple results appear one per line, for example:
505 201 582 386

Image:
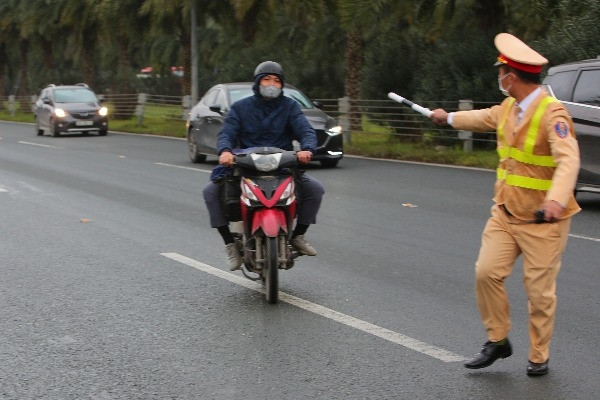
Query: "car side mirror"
209 105 222 114
43 98 52 105
312 100 323 109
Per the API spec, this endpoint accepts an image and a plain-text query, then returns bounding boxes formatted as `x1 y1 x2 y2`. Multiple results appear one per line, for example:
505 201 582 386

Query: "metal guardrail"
2 94 498 150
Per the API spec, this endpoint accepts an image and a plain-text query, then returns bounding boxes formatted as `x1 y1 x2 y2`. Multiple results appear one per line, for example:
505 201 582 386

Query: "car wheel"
188 130 207 163
35 118 44 136
98 129 107 136
50 120 60 137
320 159 339 168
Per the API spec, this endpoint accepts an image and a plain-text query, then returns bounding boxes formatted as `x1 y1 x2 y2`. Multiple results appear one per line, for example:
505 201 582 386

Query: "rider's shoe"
291 235 317 256
225 241 243 271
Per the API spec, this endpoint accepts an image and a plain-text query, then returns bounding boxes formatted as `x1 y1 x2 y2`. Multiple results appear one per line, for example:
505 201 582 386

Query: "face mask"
259 85 282 99
497 73 512 97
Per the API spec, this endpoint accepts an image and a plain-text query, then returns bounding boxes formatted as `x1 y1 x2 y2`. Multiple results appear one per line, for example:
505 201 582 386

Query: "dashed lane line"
569 233 600 243
154 162 211 173
161 252 468 363
18 141 60 149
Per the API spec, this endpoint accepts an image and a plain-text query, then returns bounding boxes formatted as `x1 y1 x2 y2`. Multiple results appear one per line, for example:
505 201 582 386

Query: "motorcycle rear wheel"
264 236 279 303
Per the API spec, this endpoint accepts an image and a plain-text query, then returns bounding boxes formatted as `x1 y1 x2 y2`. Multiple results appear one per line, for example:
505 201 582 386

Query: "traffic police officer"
431 33 581 376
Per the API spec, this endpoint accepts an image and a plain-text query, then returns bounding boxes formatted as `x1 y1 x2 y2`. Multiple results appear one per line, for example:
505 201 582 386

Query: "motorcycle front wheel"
264 236 279 303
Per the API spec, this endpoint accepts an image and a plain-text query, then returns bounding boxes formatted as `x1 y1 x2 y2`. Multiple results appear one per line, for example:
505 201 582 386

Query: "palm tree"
141 0 192 95
60 0 101 87
16 0 65 89
97 0 149 117
336 0 413 131
0 0 14 102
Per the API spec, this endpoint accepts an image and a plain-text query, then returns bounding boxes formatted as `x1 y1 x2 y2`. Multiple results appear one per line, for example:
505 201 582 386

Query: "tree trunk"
343 30 364 133
0 42 7 106
240 2 260 44
17 39 31 111
80 26 96 89
112 34 135 119
180 23 191 97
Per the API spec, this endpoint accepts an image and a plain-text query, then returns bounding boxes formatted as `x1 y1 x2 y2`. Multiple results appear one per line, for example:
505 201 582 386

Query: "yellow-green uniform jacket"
452 89 580 221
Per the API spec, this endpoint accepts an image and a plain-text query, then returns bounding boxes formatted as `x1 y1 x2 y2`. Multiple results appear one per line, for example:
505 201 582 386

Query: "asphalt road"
1 122 599 400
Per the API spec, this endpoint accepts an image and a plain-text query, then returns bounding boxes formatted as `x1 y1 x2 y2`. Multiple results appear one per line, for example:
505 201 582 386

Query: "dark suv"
34 84 108 137
543 58 600 195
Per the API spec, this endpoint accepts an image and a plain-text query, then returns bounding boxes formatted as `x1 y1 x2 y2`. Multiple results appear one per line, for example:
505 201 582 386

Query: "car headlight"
54 108 67 118
326 125 342 136
99 106 108 116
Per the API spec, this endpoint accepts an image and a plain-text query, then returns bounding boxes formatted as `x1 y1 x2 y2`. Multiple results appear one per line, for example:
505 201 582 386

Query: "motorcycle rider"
203 61 325 270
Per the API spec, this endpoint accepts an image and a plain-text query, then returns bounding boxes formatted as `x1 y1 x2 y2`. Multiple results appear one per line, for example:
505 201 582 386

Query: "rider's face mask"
259 85 282 99
259 75 282 99
497 72 513 97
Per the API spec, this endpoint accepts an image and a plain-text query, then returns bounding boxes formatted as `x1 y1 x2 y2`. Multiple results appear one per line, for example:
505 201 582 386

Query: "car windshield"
54 88 98 103
227 86 314 109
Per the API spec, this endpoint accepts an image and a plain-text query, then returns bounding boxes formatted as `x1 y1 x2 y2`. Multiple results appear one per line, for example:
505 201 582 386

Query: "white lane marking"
0 187 8 193
161 252 468 363
569 233 600 243
18 141 59 149
18 181 43 192
155 163 211 173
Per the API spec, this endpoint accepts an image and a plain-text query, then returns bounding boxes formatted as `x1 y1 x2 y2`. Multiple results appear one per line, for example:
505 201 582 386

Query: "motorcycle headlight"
280 181 294 200
250 153 282 171
281 181 295 205
54 108 67 118
326 125 342 136
241 179 258 202
99 106 108 116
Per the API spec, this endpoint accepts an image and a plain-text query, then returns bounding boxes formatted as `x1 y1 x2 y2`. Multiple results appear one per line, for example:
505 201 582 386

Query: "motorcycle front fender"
251 208 288 237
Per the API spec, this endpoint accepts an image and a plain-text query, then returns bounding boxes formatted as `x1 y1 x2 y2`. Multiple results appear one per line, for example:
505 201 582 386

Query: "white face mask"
259 85 282 99
497 72 512 97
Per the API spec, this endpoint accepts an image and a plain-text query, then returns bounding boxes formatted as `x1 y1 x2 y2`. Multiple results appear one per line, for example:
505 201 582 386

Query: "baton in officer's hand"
388 92 434 118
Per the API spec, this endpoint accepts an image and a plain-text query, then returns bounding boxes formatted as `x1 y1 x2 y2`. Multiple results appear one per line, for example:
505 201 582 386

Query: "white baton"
388 92 433 118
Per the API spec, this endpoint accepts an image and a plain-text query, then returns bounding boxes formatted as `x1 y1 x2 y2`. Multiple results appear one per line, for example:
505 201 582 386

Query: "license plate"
75 120 94 126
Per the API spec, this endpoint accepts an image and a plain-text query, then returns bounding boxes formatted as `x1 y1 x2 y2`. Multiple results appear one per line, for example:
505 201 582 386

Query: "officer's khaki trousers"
475 204 571 363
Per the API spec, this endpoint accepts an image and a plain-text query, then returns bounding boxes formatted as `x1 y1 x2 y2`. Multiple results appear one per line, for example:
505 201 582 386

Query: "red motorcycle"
225 147 304 303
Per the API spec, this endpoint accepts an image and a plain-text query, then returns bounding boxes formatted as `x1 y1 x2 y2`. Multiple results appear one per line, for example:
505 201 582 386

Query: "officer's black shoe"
464 339 513 369
526 360 549 376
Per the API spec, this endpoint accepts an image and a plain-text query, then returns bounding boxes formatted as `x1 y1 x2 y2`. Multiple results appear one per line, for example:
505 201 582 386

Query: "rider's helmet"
253 61 285 88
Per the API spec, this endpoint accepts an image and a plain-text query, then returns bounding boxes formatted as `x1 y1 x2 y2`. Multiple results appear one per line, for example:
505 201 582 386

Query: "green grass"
346 115 498 169
346 131 498 169
108 116 186 137
0 106 498 169
0 106 35 123
105 102 187 137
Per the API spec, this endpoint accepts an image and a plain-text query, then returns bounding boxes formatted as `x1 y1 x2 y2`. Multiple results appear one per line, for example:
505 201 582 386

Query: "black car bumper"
55 116 108 133
313 130 343 160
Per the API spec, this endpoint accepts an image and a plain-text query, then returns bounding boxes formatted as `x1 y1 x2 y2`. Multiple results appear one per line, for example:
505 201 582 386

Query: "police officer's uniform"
450 33 581 366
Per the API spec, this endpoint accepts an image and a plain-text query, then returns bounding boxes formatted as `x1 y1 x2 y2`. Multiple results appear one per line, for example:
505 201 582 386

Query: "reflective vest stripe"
497 168 553 191
504 147 557 167
524 96 558 156
497 98 516 159
496 96 557 191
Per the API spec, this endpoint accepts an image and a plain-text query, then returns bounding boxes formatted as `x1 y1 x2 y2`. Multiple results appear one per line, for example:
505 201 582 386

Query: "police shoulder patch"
554 121 569 138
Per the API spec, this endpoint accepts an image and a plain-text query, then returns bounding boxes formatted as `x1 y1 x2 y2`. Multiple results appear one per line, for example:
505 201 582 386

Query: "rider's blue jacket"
212 87 317 181
217 91 317 155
